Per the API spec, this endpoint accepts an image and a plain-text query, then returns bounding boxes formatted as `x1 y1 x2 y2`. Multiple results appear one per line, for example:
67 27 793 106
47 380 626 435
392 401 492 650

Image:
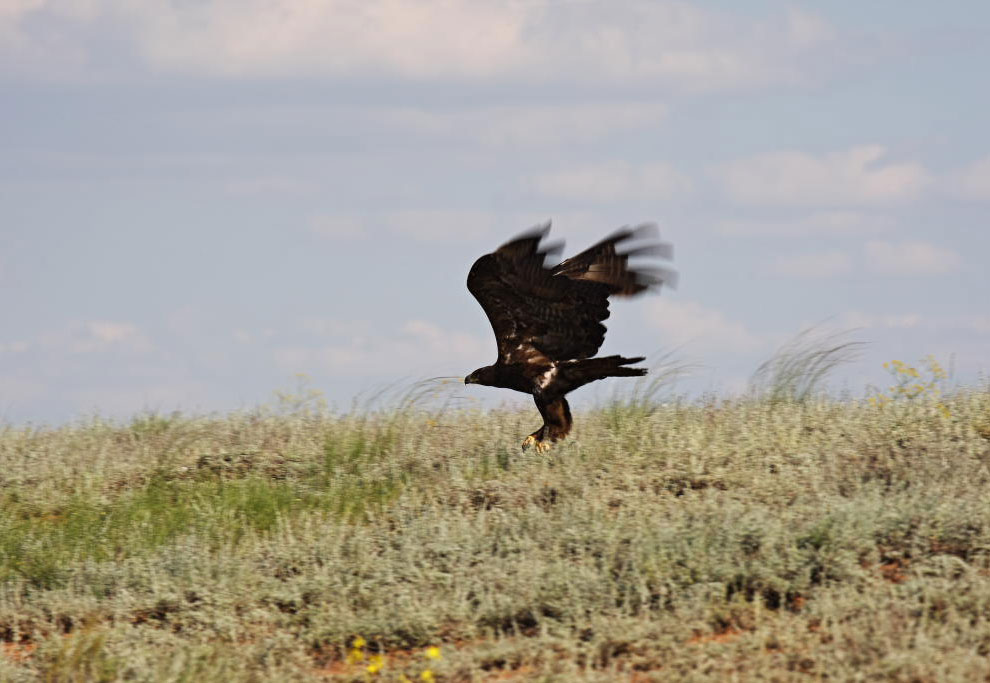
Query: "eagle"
464 223 674 452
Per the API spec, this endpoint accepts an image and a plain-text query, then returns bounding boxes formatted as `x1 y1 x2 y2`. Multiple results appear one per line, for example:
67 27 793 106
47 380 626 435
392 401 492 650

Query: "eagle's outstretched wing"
467 223 673 365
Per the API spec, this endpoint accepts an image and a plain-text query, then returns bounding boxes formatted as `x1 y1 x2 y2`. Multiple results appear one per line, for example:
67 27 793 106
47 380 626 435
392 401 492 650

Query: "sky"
1 1 988 423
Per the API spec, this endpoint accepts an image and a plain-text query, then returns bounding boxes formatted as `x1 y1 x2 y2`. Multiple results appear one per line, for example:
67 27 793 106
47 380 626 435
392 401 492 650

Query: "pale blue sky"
2 1 988 422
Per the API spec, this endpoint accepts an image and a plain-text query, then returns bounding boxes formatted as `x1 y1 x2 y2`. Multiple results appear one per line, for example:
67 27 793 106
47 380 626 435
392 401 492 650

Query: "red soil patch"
1 641 36 663
861 554 910 584
879 558 909 584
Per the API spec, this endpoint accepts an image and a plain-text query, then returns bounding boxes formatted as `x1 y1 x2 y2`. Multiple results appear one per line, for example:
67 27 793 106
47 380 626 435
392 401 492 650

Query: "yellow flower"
346 649 365 664
426 646 442 661
352 636 367 649
421 671 435 682
366 654 385 674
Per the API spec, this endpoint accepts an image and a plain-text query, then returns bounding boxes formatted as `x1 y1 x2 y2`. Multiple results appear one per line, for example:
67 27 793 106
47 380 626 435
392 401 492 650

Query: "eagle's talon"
522 435 552 453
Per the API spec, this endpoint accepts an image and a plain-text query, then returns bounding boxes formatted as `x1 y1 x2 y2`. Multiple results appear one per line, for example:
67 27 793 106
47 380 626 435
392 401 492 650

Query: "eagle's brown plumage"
464 222 674 451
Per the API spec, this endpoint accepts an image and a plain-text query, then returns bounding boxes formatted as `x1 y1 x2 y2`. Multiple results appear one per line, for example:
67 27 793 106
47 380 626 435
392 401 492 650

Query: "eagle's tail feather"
566 355 647 388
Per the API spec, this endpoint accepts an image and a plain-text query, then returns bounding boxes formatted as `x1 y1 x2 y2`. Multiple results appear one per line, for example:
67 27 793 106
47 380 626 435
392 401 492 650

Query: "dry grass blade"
750 326 867 403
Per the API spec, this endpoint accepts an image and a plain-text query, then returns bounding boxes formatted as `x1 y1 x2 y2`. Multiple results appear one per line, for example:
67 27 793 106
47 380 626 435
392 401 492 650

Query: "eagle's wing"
467 223 673 365
551 224 674 295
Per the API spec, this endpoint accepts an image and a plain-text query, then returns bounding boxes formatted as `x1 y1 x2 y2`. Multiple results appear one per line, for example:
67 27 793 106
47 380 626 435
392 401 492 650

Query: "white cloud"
300 318 372 338
33 321 153 354
714 145 931 207
132 1 529 80
947 155 990 200
232 329 253 344
532 160 692 202
0 340 29 353
25 320 154 354
1 2 838 90
0 0 94 80
717 210 895 236
88 321 138 343
274 319 490 375
864 240 961 275
379 102 668 147
836 312 990 369
771 250 852 278
643 299 762 353
1 1 46 17
783 7 836 49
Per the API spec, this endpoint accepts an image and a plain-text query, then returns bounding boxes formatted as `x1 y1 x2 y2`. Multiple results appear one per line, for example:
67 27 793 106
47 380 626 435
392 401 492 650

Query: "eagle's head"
464 366 496 386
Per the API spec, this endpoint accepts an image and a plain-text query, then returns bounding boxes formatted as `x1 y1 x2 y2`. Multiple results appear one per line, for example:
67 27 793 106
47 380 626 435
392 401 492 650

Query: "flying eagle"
464 223 674 452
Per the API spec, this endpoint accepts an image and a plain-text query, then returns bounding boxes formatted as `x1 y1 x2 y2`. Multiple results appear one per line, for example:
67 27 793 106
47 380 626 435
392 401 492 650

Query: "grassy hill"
2 387 990 681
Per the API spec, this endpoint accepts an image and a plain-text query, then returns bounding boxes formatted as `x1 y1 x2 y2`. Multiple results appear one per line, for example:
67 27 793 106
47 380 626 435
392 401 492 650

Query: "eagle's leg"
522 397 572 453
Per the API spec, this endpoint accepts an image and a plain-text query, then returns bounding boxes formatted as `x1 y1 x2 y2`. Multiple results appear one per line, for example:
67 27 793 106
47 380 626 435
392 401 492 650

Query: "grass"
750 327 866 404
1 386 990 681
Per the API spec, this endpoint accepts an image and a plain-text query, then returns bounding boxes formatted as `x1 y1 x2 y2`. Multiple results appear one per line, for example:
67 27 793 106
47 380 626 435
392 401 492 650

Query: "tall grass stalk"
750 326 866 403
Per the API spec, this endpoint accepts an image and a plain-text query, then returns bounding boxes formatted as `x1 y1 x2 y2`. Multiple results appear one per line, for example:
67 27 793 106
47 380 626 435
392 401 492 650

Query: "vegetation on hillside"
1 361 989 680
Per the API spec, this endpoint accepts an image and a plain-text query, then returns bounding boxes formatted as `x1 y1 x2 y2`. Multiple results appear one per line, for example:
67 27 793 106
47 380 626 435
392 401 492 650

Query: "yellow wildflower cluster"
869 356 951 418
400 644 442 682
347 636 442 680
346 636 367 666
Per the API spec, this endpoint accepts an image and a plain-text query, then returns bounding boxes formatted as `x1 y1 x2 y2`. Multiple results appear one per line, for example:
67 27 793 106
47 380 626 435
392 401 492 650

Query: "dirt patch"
1 640 36 663
879 559 909 584
687 627 744 646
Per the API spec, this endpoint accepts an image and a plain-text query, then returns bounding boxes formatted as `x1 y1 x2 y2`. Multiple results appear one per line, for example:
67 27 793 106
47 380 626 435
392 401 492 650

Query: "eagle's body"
464 223 673 451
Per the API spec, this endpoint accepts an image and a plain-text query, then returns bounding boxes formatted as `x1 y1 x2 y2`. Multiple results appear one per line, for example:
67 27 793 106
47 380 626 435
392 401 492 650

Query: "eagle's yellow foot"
522 435 552 453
